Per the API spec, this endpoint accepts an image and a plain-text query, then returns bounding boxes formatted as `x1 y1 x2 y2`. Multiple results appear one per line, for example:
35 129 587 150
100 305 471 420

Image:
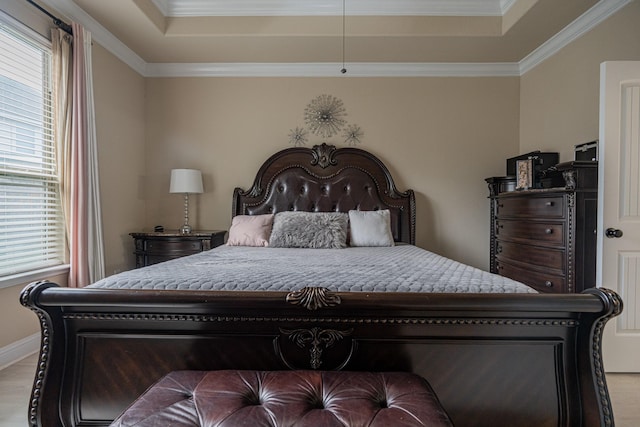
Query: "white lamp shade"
170 169 203 194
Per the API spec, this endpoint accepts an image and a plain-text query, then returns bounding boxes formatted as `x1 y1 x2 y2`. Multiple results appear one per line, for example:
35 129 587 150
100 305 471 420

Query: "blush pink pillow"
226 214 274 247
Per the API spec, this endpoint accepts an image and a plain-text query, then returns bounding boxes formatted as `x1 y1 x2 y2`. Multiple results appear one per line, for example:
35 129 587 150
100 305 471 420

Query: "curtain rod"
26 0 72 35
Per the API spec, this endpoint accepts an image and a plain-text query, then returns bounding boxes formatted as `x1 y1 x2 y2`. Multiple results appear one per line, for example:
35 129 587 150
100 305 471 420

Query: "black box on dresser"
486 161 598 293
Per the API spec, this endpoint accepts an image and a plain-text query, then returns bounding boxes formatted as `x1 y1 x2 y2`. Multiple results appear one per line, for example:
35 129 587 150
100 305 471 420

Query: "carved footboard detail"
19 281 61 427
276 327 354 370
286 287 341 310
585 287 624 427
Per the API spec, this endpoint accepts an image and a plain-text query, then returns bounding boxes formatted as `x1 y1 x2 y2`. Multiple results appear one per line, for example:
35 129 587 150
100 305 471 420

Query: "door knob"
605 228 623 238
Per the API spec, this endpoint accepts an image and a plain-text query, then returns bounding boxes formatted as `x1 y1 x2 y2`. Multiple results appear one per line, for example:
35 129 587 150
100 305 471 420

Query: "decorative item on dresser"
130 230 226 268
486 161 598 293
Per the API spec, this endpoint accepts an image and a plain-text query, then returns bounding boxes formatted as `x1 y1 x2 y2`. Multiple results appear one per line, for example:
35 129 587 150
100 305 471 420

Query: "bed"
22 143 622 427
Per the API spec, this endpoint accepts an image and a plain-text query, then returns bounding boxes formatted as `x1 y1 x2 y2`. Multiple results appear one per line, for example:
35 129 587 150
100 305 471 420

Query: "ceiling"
41 0 630 77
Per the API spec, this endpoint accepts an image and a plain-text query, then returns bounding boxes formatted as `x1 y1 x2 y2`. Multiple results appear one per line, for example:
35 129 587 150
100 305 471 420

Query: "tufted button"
306 394 324 410
377 397 388 408
268 206 273 213
278 185 285 193
243 390 262 406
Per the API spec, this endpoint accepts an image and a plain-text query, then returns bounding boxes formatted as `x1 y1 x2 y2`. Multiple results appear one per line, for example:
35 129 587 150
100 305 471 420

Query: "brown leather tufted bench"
109 370 454 427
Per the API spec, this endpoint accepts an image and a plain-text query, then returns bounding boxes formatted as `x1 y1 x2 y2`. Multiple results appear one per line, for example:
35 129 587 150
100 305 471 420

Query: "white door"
599 61 640 373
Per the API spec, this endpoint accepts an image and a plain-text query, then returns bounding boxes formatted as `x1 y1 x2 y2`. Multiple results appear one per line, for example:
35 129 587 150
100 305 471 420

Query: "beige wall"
144 77 520 269
520 1 640 161
92 44 147 275
0 284 39 348
0 273 67 349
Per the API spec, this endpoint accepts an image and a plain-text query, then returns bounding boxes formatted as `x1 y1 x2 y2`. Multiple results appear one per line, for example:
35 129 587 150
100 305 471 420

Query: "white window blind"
0 17 65 277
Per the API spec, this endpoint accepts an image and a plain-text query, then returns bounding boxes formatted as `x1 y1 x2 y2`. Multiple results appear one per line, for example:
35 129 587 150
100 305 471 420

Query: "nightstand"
130 230 226 268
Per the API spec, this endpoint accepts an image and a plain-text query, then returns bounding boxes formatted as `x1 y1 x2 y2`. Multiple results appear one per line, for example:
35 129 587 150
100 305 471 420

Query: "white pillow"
226 214 274 247
348 210 394 247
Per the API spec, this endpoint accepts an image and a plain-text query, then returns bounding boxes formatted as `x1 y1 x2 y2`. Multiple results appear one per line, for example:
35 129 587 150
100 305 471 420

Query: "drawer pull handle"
545 281 553 288
544 228 553 234
545 201 554 207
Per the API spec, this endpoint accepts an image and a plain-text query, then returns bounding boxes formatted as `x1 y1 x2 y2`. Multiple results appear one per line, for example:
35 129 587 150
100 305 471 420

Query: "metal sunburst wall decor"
288 126 308 146
304 94 347 139
343 124 363 146
288 94 364 146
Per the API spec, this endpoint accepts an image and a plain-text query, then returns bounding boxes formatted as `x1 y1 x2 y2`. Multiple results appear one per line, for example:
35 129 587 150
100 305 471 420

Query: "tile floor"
1 353 639 426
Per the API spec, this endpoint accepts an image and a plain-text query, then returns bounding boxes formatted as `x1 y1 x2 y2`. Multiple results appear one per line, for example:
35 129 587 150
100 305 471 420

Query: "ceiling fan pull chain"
341 0 347 74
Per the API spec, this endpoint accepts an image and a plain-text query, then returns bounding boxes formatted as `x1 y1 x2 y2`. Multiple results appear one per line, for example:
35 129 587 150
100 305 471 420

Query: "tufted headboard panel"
233 144 416 244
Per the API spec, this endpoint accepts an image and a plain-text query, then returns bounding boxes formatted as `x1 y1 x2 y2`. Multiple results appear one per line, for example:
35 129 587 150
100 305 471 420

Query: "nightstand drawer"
496 196 565 219
146 239 203 253
130 230 227 268
496 220 564 246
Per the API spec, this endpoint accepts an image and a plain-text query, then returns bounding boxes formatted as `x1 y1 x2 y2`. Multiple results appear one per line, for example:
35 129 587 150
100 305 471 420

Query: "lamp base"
180 224 192 234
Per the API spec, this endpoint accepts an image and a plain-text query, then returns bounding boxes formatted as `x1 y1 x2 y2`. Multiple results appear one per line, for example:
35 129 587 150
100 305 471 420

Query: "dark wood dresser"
130 230 226 268
486 161 598 293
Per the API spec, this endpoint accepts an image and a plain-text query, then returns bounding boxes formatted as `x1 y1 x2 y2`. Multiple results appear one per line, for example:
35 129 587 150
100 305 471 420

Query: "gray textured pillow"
269 211 348 249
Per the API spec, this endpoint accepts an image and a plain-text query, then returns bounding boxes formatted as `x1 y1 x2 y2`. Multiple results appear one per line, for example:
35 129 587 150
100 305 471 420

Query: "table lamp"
169 169 203 234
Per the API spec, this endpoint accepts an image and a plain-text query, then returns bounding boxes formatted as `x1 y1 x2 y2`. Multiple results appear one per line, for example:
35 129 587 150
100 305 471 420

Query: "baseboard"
0 333 40 371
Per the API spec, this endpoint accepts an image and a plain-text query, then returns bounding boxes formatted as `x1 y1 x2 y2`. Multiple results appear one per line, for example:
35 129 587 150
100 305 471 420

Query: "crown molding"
41 0 628 78
519 0 631 74
42 0 147 75
500 0 519 15
151 0 505 17
145 62 521 78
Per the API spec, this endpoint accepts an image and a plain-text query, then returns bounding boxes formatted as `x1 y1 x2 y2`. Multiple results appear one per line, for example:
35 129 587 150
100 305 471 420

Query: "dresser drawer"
496 261 567 293
496 241 565 273
496 196 565 219
145 239 203 253
496 220 565 246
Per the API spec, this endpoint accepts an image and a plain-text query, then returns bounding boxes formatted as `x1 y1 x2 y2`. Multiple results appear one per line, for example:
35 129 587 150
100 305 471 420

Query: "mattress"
90 244 535 293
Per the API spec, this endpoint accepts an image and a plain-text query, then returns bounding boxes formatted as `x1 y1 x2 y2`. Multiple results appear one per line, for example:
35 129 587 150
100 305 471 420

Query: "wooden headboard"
233 144 416 244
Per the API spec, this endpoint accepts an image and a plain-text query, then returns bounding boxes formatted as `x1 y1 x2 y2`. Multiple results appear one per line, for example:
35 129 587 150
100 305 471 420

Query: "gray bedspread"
90 244 535 293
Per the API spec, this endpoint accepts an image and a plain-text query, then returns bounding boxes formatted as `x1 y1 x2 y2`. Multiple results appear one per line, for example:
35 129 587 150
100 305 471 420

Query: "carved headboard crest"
310 143 338 169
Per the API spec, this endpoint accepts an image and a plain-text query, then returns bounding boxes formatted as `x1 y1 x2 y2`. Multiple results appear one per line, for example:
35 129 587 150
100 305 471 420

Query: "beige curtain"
51 24 104 287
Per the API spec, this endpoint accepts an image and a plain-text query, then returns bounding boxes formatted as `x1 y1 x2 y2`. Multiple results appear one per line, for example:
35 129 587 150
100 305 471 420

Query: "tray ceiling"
40 0 629 76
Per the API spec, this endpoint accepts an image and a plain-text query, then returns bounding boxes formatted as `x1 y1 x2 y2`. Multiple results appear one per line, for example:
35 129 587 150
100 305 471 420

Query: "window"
0 16 65 277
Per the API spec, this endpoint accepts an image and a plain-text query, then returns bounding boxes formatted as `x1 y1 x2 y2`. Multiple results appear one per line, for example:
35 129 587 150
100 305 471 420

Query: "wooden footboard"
21 282 621 427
